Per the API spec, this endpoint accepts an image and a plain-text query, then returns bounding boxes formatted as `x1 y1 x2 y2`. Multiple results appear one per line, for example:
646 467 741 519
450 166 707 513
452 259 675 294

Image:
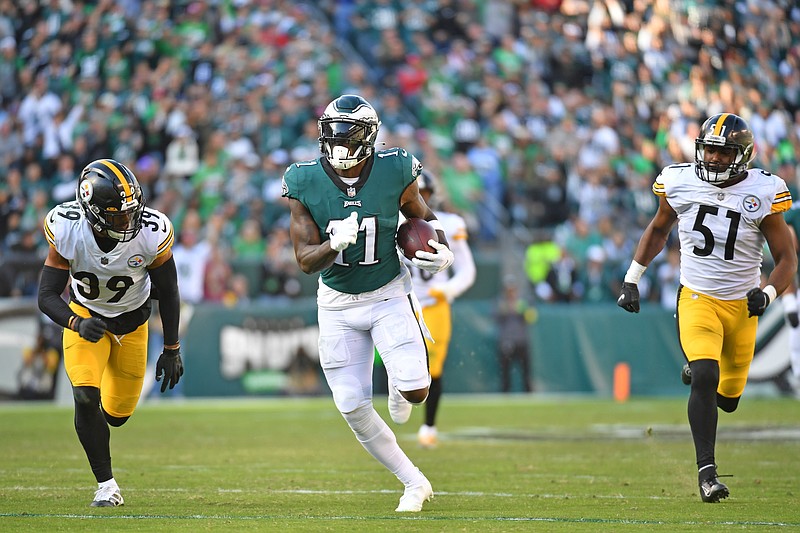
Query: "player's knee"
72 386 100 409
401 387 429 404
689 359 719 390
329 375 368 414
102 408 130 427
716 394 740 413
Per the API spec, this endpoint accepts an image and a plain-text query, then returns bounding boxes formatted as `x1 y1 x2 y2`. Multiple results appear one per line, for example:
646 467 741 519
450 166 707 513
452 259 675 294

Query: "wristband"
624 260 647 284
428 219 444 233
763 285 777 305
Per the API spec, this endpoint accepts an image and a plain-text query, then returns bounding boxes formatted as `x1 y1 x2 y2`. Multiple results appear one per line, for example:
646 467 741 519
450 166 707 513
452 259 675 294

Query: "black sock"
697 464 718 483
425 378 442 427
686 360 719 473
73 386 113 483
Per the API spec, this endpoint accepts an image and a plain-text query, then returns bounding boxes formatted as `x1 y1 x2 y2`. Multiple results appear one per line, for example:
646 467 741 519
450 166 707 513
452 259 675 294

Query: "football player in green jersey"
282 95 454 512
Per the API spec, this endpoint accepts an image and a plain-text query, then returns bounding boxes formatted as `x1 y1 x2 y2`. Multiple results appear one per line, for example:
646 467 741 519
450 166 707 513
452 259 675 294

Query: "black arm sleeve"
148 256 181 346
38 265 75 329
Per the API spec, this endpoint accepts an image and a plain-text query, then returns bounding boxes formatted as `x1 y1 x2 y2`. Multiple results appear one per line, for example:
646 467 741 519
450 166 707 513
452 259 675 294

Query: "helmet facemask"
695 141 748 184
318 95 381 171
77 160 145 242
95 196 143 242
694 113 755 184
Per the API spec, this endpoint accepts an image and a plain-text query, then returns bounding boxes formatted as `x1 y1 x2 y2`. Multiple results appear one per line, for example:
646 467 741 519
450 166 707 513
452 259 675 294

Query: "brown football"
396 218 438 260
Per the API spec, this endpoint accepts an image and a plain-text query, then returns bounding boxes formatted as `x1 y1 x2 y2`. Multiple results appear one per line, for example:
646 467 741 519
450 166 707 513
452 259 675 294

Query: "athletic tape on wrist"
763 285 777 305
428 219 444 233
624 260 647 284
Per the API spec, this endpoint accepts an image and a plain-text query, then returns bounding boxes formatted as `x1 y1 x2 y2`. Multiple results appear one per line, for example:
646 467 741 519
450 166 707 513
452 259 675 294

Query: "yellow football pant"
63 302 148 418
422 299 452 379
677 287 757 399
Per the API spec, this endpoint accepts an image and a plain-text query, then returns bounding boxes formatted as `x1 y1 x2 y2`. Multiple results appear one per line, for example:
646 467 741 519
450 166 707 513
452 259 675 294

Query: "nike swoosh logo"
702 485 712 496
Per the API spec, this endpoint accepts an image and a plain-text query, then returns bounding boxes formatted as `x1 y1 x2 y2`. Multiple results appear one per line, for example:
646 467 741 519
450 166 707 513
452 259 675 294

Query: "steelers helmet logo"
79 180 94 202
742 195 760 212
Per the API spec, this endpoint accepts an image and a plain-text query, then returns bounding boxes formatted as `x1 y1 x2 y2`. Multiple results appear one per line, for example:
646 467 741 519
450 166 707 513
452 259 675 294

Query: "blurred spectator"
204 243 234 303
495 281 536 393
259 224 302 303
163 124 200 183
538 247 580 303
0 119 24 173
576 245 616 303
171 209 212 306
17 73 61 146
440 151 483 232
50 153 79 204
41 100 84 168
16 315 62 400
232 218 265 262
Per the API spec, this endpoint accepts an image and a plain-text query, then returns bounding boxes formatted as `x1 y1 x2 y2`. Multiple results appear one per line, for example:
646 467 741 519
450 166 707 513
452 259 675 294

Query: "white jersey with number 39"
653 163 792 300
43 201 175 317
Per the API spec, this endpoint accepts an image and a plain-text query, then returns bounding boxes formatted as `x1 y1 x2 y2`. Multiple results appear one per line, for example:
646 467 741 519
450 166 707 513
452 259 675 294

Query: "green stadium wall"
183 300 688 398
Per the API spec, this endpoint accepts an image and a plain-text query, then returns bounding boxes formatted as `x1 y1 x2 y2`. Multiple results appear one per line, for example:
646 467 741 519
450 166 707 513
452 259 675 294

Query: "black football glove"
75 317 107 343
746 287 771 317
617 282 640 313
155 347 184 393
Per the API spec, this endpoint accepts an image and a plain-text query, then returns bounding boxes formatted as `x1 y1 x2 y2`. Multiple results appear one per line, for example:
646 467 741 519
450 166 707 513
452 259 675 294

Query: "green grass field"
0 395 798 532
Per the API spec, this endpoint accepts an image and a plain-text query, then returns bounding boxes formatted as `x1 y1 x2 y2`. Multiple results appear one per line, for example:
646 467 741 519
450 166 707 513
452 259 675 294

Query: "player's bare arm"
633 196 678 266
44 244 70 270
400 181 449 248
761 213 798 296
288 198 339 274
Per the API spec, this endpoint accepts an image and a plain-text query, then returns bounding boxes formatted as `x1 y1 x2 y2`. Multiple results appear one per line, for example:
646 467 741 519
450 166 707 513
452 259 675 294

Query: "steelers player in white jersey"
406 170 476 448
37 159 184 507
617 113 797 503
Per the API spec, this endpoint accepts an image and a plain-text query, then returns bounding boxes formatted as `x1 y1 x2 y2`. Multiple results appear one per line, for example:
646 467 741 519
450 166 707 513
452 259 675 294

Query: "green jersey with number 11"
282 148 422 294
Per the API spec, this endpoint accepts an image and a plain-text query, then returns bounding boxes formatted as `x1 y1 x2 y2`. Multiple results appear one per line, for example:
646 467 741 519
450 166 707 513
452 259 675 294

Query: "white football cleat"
395 476 433 512
388 386 412 424
90 483 124 507
417 424 438 448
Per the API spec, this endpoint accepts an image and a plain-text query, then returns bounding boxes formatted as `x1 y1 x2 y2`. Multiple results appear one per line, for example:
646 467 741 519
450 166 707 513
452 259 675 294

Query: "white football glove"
412 239 455 274
329 212 359 252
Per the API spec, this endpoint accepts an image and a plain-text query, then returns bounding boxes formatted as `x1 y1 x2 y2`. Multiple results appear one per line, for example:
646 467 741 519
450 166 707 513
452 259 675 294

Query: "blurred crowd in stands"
0 0 798 308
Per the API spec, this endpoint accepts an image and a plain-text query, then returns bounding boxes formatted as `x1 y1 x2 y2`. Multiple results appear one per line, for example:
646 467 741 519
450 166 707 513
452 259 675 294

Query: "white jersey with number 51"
653 163 792 300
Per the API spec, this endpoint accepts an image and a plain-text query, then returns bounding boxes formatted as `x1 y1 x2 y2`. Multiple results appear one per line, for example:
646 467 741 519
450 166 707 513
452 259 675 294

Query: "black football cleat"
699 474 729 503
681 364 692 385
